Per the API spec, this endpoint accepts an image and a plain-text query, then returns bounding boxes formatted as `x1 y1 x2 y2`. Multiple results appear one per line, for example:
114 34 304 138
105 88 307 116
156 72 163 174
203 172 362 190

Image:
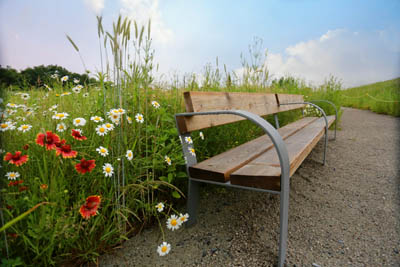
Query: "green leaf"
171 191 181 199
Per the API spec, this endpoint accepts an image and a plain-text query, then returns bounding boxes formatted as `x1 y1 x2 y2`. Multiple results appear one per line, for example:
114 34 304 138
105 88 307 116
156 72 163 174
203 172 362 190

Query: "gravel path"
99 108 400 266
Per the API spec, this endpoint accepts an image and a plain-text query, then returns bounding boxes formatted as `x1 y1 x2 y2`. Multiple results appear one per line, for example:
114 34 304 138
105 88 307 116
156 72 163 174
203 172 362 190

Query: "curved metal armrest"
174 110 290 186
310 99 338 140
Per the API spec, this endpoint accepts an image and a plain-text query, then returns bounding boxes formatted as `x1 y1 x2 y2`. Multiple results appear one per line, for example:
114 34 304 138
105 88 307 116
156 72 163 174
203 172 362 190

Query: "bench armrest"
309 99 338 140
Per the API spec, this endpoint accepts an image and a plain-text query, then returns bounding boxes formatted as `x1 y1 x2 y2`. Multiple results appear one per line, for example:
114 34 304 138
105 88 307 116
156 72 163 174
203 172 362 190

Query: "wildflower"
6 103 17 108
73 78 80 84
0 121 16 132
155 202 164 212
55 139 66 148
36 131 61 150
164 156 171 165
79 195 101 219
83 93 89 97
19 186 28 192
44 84 52 91
75 158 96 174
71 129 87 141
49 104 58 111
56 122 67 132
61 92 71 96
73 118 86 127
17 124 32 133
126 116 132 124
4 151 29 166
104 122 114 131
56 144 78 158
72 86 81 93
23 144 29 150
52 112 69 120
51 73 58 79
95 124 108 136
157 242 171 256
91 116 103 123
96 146 109 157
102 163 114 177
178 213 189 224
8 180 23 187
61 75 68 82
199 132 204 140
6 172 20 180
109 113 121 124
185 136 193 144
40 184 48 190
188 147 196 156
21 93 30 100
117 108 126 114
126 150 133 161
166 214 180 231
151 101 160 109
135 113 144 123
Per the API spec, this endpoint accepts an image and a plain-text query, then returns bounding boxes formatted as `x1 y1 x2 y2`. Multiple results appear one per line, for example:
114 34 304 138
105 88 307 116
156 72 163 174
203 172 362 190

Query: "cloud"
119 0 173 44
267 29 400 87
84 0 105 14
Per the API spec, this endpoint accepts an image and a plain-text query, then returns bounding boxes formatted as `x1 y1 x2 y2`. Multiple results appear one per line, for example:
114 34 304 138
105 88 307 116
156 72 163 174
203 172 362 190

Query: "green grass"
340 78 400 116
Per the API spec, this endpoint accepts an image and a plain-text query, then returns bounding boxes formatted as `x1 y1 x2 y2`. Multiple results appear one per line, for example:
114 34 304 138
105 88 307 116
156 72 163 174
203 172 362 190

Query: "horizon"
1 0 400 88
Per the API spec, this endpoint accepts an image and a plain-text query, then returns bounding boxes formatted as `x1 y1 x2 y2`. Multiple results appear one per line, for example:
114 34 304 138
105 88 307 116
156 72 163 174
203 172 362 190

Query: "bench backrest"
176 91 305 134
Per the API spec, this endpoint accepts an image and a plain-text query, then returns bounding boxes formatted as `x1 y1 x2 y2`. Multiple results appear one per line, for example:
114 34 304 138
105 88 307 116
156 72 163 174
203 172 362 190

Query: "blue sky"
1 0 399 87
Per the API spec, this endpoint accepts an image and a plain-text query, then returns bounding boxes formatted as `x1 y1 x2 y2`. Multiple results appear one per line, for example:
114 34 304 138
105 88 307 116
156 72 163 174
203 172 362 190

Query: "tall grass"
0 16 343 266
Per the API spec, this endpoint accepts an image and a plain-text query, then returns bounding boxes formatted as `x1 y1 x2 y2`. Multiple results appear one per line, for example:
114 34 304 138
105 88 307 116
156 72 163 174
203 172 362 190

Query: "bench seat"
189 115 335 191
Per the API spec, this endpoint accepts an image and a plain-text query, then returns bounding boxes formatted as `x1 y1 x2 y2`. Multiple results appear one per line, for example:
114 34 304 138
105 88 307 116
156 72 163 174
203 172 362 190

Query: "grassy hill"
340 78 400 116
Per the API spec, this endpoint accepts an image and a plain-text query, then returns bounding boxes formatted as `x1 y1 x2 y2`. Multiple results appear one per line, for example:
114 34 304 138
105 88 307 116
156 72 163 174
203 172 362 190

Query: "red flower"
40 184 48 190
79 195 101 219
56 144 78 158
55 139 66 148
71 129 87 141
23 144 29 150
4 151 29 166
19 186 28 192
36 131 61 150
75 158 96 174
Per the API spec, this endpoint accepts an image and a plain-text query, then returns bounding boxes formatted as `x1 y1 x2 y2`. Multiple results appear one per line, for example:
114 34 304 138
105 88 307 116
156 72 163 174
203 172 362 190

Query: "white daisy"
96 146 109 157
109 113 121 125
117 108 126 114
135 113 144 123
43 84 52 91
164 156 171 166
56 123 67 132
95 124 108 136
155 202 164 212
61 75 68 82
73 117 86 127
83 93 89 98
6 172 20 180
73 78 80 84
49 104 58 111
72 86 81 93
126 116 132 124
90 116 103 123
6 103 17 108
0 121 15 131
178 213 189 224
126 150 133 161
21 93 30 100
188 147 196 156
52 112 69 120
157 242 171 257
151 101 160 109
104 122 114 131
185 136 193 144
103 163 114 177
51 73 58 79
61 92 71 96
166 214 180 231
17 124 32 133
199 132 204 140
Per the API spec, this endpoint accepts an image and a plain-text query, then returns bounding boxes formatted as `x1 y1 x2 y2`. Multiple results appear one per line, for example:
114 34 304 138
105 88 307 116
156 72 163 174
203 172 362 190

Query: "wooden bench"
174 91 337 267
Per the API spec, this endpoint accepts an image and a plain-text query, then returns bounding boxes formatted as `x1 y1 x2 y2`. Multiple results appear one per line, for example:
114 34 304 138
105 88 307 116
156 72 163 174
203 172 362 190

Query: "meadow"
3 15 397 266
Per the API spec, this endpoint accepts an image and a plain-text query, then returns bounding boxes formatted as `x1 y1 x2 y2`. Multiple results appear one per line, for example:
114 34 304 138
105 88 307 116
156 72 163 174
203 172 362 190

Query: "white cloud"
267 29 400 88
119 0 173 44
84 0 105 14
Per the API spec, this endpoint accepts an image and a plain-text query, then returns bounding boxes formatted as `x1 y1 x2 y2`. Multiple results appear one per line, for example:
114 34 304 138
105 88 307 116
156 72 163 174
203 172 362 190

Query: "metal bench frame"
174 100 337 267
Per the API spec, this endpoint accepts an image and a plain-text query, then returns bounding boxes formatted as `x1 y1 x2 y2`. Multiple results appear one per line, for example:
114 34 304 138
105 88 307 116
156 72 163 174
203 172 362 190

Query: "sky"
0 0 399 88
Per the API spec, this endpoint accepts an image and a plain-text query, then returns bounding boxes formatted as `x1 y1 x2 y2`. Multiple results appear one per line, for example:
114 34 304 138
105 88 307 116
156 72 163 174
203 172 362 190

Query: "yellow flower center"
100 128 105 133
76 119 80 123
161 246 167 253
138 116 142 120
101 149 106 153
128 153 132 157
1 124 7 128
180 217 185 222
106 124 111 128
106 167 111 173
95 117 100 121
58 114 64 118
10 173 15 177
171 219 177 226
22 125 28 129
59 125 64 129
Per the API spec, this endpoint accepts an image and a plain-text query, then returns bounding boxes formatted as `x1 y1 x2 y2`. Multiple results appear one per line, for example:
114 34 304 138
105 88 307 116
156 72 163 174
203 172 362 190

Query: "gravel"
99 108 400 266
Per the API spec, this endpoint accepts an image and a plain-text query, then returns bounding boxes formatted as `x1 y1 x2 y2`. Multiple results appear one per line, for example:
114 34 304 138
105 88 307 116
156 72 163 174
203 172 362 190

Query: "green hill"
340 78 400 116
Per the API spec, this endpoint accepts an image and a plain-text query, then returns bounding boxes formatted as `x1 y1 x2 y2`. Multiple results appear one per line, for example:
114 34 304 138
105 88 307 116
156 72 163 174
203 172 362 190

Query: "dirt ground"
99 107 400 267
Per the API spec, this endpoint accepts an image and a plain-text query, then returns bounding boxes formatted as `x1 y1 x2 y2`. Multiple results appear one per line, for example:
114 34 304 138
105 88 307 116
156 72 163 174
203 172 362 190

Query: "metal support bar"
280 102 329 165
310 99 338 140
175 110 290 267
274 114 280 129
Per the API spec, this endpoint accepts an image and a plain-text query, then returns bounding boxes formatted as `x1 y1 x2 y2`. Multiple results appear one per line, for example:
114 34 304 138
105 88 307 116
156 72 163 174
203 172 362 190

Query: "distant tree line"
0 65 97 89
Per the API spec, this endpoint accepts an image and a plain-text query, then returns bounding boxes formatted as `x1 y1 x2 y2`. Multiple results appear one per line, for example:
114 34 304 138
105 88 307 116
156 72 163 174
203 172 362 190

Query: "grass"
340 78 400 116
0 15 343 266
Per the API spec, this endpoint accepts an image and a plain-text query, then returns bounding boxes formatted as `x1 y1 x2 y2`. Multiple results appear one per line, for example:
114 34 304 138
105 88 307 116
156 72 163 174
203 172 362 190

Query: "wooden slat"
230 115 335 191
178 91 280 133
188 117 318 183
276 94 305 113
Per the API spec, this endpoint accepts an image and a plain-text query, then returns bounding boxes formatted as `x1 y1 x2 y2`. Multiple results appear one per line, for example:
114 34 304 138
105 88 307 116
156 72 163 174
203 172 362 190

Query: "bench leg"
278 179 290 267
186 178 200 227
